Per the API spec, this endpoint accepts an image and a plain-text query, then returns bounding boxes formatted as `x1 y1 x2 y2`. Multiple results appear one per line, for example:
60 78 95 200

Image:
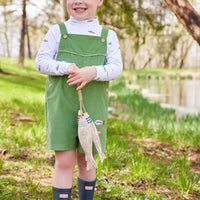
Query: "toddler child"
35 0 123 199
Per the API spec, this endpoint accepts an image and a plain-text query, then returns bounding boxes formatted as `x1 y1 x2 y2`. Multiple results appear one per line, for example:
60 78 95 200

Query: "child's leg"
52 150 76 200
77 151 96 180
77 151 96 200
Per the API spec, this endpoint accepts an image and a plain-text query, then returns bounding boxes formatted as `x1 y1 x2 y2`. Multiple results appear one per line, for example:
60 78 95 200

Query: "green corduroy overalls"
45 22 109 154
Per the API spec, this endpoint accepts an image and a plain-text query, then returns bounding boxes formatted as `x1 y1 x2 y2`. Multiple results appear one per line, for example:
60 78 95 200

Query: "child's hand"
67 66 97 90
67 64 79 74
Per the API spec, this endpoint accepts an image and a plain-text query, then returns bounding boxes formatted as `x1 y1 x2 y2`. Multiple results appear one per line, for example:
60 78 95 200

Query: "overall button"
101 38 105 42
63 34 67 39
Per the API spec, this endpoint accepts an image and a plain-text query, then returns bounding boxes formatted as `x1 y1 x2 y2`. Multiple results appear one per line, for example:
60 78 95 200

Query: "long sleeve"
94 30 123 81
35 26 73 76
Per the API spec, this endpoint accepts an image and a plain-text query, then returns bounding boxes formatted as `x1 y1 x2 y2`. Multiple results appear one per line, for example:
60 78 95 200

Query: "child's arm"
35 25 74 76
94 30 123 81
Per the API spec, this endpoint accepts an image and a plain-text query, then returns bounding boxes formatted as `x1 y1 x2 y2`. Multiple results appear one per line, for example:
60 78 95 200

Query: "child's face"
67 0 103 20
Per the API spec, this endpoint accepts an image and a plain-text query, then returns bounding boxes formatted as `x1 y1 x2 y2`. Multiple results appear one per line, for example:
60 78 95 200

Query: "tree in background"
18 0 26 66
164 0 200 45
97 0 200 69
0 0 13 57
26 17 32 59
0 0 200 69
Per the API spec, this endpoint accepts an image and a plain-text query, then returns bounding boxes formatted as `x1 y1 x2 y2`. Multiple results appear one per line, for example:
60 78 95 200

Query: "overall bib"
45 23 109 154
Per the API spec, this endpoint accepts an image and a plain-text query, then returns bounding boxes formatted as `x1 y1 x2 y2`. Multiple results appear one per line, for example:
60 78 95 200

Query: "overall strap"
58 22 68 35
101 27 109 39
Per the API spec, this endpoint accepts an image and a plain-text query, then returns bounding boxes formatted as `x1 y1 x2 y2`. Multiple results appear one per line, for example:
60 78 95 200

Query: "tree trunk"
137 0 142 19
178 39 193 69
142 58 151 69
18 0 26 66
164 0 200 45
26 18 32 59
60 0 69 21
3 7 10 57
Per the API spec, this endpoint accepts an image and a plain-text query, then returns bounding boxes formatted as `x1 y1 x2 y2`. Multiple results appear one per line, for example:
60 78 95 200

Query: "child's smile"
73 5 87 13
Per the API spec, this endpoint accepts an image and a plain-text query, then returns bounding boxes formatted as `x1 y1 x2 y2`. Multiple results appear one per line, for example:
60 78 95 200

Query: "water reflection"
133 79 200 116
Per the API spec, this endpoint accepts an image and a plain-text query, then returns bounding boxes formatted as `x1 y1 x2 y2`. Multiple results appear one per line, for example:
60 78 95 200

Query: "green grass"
124 68 200 81
0 57 200 199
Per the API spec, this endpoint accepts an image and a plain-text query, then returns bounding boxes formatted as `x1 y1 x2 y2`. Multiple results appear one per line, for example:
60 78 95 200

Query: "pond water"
131 79 200 117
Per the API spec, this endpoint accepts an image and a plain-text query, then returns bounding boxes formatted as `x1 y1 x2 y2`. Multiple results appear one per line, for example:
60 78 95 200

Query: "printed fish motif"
95 119 104 126
78 111 97 170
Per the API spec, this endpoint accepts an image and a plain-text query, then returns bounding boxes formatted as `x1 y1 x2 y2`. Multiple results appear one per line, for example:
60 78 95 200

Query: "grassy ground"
0 57 199 199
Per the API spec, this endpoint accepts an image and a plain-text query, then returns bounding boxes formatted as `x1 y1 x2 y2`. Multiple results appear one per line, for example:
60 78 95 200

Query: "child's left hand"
67 66 97 90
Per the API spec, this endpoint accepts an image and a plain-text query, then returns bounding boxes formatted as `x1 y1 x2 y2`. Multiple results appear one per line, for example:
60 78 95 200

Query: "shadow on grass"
0 71 46 93
0 68 12 75
6 149 55 167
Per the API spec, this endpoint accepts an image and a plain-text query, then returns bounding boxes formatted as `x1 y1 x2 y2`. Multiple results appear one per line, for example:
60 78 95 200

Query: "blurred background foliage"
0 0 200 69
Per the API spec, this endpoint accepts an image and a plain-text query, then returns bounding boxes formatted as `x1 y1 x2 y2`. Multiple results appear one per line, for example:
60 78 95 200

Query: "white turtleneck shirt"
35 16 123 81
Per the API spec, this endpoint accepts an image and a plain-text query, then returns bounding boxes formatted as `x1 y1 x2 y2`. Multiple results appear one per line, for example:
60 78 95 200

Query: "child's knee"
55 160 74 170
55 151 76 170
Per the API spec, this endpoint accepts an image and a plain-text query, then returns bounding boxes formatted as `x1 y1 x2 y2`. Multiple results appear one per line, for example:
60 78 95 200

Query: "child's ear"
97 0 104 7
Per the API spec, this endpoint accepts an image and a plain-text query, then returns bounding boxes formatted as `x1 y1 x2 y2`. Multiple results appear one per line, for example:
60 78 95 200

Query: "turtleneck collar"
68 16 99 26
